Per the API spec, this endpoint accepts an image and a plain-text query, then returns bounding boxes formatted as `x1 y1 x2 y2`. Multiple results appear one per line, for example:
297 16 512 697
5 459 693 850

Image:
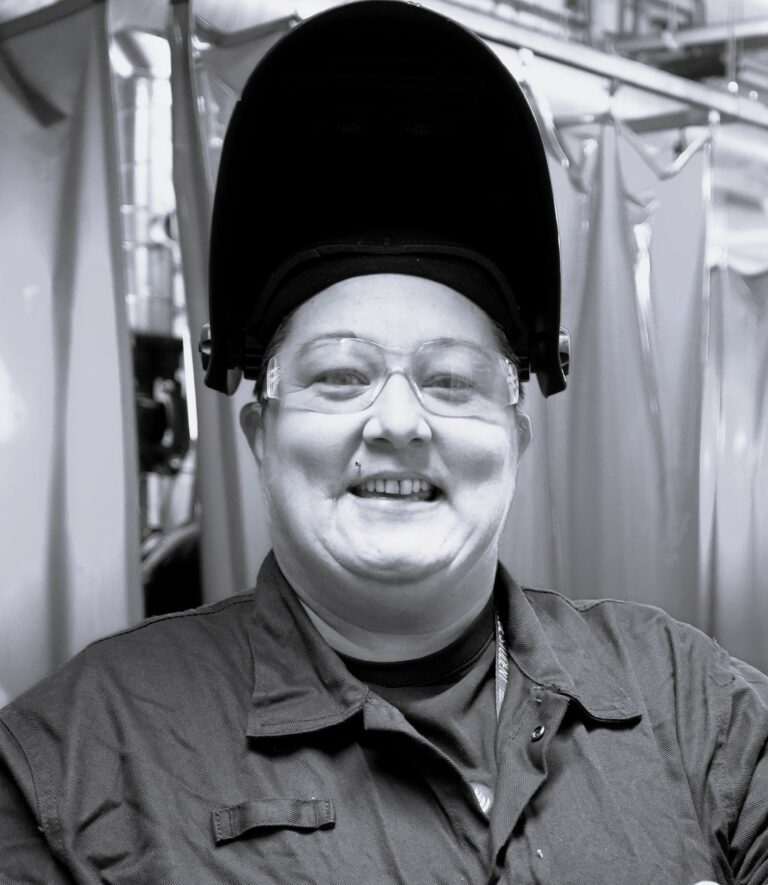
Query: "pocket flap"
212 798 335 844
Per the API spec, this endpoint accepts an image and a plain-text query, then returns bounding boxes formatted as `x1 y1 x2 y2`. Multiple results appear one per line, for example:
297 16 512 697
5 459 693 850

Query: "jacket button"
531 724 546 741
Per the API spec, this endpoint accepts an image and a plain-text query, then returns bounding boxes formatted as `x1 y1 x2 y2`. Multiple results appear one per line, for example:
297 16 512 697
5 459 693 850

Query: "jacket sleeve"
0 719 75 884
723 657 768 884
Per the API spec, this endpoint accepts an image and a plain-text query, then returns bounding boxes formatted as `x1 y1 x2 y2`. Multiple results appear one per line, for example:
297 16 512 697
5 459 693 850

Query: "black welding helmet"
202 0 568 397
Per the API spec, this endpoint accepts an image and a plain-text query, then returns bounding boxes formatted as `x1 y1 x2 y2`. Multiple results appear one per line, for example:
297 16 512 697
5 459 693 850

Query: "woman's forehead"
283 274 500 350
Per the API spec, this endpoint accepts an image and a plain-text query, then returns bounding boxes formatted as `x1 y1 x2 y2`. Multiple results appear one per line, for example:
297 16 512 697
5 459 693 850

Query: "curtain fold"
565 123 668 605
0 0 140 703
498 133 594 592
169 2 292 603
701 267 768 672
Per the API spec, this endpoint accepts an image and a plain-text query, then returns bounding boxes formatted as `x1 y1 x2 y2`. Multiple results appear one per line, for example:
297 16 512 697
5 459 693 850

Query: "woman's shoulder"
0 592 255 760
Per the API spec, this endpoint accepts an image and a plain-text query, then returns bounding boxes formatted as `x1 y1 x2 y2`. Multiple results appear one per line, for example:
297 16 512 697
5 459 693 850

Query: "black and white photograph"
1 0 767 881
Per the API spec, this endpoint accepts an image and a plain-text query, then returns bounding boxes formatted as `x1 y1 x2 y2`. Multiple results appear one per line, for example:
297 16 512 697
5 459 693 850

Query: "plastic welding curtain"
0 0 141 702
504 123 768 674
503 121 708 633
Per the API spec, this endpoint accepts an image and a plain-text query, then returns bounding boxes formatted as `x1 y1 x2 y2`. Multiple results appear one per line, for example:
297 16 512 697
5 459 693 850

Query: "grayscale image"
1 0 767 882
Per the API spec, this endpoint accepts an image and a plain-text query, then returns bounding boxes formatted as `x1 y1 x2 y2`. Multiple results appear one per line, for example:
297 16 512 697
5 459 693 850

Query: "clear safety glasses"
264 336 519 418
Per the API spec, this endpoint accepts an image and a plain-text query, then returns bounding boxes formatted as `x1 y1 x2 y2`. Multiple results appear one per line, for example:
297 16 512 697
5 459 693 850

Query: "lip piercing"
355 460 361 475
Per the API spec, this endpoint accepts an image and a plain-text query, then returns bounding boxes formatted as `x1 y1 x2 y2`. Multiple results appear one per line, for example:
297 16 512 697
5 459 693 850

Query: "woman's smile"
348 475 441 502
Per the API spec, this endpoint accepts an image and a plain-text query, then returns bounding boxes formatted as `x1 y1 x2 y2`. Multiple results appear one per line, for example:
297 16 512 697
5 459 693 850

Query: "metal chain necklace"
470 607 509 815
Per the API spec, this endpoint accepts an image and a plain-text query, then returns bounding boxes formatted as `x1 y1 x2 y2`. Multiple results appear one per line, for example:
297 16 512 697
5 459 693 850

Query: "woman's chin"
335 542 454 584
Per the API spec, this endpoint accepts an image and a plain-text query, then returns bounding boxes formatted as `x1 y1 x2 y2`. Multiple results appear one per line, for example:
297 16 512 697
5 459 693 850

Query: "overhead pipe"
418 0 768 130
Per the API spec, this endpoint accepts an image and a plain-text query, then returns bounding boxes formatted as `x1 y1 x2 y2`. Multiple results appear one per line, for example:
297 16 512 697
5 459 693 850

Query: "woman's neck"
282 551 498 663
297 591 493 662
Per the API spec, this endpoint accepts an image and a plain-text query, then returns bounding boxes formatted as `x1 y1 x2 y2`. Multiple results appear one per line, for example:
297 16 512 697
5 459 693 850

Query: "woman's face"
245 274 530 599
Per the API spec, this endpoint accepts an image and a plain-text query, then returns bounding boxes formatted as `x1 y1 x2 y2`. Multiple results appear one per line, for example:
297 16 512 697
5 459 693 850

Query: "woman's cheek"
267 417 349 483
445 424 516 483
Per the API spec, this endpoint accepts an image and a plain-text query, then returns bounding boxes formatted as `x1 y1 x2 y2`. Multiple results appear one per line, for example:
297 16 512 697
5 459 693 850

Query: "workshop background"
1 0 767 702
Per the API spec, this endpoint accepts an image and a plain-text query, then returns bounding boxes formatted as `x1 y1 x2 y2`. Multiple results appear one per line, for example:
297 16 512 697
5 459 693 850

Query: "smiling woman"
1 2 767 883
239 274 531 659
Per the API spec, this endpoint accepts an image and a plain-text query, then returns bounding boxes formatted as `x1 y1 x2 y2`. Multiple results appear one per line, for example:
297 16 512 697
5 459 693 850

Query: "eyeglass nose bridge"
366 364 429 411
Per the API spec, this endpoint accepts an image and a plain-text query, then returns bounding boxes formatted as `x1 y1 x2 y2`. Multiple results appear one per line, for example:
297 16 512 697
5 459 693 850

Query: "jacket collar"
246 553 368 738
245 553 640 738
495 564 641 721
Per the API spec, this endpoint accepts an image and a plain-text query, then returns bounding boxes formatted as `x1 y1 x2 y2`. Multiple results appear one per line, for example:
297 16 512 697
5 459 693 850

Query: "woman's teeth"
352 478 437 500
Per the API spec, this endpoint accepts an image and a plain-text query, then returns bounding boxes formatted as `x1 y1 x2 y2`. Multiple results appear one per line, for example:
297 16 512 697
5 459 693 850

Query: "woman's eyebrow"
426 336 477 347
300 330 359 345
296 333 485 349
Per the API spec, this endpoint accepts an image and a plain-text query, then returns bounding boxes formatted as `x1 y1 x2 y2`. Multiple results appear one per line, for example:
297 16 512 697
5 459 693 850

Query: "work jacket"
1 552 767 883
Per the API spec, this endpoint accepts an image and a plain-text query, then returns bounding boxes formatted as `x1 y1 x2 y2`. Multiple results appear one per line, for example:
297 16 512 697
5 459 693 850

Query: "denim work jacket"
1 552 767 884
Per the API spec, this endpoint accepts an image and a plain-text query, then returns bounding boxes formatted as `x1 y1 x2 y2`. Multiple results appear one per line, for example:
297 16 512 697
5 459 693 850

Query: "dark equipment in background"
133 332 201 616
134 333 189 474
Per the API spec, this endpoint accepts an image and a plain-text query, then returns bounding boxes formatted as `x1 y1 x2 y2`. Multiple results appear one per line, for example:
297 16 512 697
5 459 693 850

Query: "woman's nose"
362 372 433 449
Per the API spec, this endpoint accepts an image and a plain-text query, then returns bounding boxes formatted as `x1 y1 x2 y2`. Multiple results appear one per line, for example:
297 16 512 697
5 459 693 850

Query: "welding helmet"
201 0 568 397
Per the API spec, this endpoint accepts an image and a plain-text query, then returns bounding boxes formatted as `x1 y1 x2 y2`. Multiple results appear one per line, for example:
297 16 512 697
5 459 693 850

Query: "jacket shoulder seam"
84 593 254 650
522 587 690 621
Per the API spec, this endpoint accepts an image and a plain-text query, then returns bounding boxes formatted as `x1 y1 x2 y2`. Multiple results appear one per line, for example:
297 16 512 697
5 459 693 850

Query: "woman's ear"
239 401 265 467
516 410 532 458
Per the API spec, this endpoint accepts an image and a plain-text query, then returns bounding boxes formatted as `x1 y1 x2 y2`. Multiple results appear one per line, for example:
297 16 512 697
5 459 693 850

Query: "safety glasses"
264 336 519 417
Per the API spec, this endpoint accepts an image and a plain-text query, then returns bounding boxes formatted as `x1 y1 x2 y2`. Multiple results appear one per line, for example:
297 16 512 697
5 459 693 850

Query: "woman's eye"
423 373 472 389
314 369 369 386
